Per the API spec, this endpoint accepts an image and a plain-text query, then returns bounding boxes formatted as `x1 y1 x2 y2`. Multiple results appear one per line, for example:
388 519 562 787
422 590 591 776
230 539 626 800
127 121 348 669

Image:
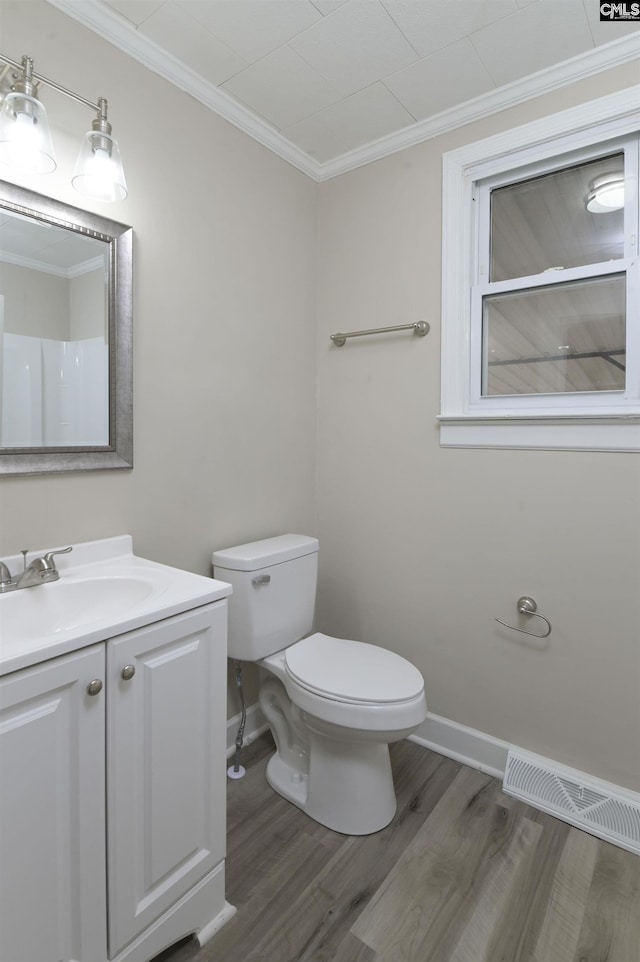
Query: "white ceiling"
49 0 640 178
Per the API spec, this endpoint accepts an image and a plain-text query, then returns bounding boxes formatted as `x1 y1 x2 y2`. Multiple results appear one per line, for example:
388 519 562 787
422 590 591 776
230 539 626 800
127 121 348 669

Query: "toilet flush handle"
252 574 271 586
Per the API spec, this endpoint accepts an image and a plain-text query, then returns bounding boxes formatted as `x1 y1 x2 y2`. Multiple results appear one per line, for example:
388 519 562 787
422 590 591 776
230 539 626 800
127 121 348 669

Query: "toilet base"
265 724 397 835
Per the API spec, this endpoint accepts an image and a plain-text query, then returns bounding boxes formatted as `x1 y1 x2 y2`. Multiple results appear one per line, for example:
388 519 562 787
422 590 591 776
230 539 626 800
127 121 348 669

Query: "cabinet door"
107 603 227 956
0 645 107 962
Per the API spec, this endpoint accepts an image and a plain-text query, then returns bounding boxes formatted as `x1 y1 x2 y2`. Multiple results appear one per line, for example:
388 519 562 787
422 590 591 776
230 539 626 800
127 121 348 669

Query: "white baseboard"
409 712 513 779
229 705 640 849
225 704 511 774
226 702 268 760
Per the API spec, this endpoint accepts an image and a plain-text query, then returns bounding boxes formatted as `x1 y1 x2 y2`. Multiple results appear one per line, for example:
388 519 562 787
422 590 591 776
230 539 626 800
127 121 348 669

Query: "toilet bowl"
213 535 427 835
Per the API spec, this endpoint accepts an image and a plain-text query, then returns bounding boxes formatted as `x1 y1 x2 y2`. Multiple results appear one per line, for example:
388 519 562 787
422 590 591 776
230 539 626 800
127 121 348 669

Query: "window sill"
438 416 640 451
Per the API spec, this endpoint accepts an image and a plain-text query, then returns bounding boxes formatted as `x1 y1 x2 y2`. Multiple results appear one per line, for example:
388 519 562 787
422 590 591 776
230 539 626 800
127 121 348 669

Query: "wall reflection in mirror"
1 210 109 446
0 181 132 475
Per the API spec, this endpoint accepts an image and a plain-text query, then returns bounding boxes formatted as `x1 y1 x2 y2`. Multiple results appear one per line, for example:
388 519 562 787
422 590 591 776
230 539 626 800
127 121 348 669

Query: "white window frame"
440 87 640 451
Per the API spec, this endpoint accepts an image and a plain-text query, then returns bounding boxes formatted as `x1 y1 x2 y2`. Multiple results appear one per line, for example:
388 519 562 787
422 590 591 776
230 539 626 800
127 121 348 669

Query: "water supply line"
227 659 247 779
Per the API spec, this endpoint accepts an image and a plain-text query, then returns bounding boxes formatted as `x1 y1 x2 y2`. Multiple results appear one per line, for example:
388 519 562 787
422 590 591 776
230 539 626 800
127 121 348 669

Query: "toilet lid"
285 633 424 705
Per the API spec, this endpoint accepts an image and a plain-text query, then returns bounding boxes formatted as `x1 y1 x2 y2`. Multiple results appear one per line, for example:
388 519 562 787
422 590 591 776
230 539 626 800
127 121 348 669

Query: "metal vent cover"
503 750 640 855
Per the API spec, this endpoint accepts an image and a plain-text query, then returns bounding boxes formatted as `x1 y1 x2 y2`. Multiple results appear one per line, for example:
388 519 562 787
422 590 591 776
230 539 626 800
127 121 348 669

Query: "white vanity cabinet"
0 600 231 962
106 603 228 958
0 644 107 962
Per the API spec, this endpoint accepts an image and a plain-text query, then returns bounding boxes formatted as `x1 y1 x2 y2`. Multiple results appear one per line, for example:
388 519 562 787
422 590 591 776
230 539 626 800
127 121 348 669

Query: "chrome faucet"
0 547 73 592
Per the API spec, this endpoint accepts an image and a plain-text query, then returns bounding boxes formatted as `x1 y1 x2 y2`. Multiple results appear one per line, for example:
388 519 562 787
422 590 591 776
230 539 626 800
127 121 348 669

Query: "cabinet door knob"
87 679 103 696
121 664 136 681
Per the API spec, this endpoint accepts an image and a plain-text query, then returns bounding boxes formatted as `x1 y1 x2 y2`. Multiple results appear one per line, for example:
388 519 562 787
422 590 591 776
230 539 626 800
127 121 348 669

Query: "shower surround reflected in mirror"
0 180 132 475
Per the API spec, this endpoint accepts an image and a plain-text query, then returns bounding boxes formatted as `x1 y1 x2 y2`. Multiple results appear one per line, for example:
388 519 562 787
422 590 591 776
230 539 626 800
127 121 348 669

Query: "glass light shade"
72 129 127 202
586 174 625 213
0 92 56 173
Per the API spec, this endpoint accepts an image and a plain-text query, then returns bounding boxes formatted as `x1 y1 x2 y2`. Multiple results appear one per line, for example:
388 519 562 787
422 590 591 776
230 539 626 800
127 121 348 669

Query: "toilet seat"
285 633 425 706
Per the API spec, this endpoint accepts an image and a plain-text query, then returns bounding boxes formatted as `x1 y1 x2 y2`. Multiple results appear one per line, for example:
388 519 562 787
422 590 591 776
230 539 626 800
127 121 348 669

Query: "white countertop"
0 535 232 677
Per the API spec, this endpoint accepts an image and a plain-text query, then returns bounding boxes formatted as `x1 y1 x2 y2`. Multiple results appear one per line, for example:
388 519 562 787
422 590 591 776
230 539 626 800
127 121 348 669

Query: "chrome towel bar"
330 320 429 347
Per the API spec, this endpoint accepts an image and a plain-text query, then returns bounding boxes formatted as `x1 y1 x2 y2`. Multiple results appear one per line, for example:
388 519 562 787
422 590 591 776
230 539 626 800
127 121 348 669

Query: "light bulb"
0 92 56 173
72 129 127 202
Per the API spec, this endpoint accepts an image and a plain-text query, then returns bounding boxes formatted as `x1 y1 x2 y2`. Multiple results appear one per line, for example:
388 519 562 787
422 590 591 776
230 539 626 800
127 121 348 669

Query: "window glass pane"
482 275 625 396
490 153 624 282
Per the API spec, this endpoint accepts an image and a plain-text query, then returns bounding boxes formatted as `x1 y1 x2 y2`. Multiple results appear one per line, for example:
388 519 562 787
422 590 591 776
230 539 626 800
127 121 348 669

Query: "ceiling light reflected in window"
585 172 624 213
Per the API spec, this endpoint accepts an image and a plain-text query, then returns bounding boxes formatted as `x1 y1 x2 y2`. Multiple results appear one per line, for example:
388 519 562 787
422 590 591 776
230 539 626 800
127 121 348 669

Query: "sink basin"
1 576 159 644
0 535 232 676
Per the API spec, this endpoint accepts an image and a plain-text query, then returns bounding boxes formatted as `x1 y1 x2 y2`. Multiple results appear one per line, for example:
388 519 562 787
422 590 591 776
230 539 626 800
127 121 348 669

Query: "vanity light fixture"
0 54 127 202
585 171 624 213
0 55 55 173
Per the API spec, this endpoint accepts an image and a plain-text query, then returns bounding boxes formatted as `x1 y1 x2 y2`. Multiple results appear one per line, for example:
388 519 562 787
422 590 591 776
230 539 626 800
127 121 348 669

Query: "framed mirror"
0 179 132 476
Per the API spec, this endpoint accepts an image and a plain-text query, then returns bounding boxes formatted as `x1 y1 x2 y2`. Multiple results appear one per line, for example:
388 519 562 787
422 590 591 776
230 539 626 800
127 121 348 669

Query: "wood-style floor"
155 734 640 962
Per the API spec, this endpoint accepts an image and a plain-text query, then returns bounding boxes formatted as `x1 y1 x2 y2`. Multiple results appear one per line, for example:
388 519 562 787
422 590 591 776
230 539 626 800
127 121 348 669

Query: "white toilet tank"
212 534 319 661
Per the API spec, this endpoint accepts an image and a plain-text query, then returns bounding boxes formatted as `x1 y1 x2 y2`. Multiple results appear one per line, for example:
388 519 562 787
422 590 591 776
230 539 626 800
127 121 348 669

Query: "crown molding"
0 249 104 278
316 33 640 180
45 0 324 180
46 0 639 183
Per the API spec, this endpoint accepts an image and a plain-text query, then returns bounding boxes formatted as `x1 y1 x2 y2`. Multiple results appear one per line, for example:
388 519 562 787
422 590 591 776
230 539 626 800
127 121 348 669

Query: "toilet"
213 534 427 835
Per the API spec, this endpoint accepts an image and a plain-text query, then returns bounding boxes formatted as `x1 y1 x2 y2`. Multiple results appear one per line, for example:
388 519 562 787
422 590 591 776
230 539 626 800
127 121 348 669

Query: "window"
440 88 640 451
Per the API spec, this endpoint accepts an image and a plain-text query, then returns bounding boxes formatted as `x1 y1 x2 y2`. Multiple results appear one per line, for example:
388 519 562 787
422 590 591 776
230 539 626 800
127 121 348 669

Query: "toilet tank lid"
212 534 319 571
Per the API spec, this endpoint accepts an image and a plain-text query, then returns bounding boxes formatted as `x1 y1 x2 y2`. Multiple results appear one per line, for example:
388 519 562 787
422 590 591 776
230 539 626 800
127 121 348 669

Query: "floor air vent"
502 749 640 855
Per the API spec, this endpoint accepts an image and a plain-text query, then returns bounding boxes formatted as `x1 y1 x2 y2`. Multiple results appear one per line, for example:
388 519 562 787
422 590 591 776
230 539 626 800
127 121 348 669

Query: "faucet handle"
42 546 73 568
0 561 13 585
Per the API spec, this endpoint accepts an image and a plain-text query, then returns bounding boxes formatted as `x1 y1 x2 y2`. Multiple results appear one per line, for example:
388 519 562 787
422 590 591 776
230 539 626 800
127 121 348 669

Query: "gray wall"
0 2 319 708
314 66 640 793
0 262 69 338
